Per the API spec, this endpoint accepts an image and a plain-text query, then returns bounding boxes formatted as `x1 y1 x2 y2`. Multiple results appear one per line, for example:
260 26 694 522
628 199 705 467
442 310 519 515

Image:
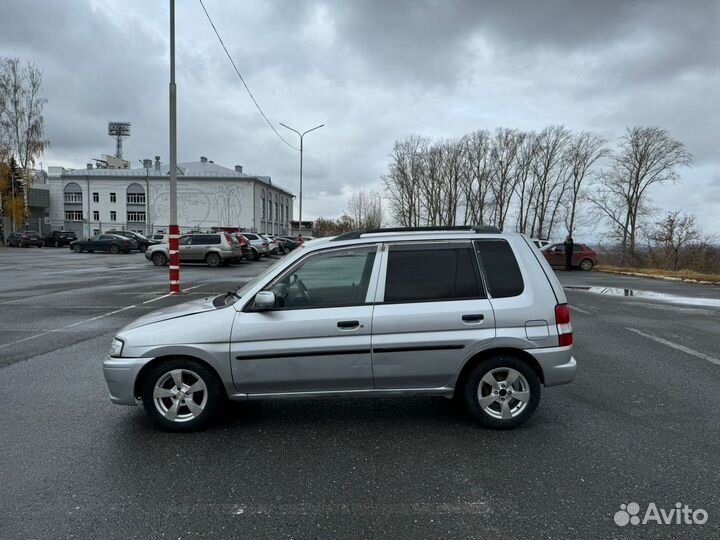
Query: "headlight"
110 337 124 357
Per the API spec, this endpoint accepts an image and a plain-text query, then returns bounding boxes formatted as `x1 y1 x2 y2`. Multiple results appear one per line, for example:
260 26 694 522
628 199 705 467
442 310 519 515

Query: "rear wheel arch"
454 347 544 397
133 354 227 401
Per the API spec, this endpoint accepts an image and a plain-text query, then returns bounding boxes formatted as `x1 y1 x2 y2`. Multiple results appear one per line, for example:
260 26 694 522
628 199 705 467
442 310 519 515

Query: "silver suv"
105 227 576 431
145 232 243 267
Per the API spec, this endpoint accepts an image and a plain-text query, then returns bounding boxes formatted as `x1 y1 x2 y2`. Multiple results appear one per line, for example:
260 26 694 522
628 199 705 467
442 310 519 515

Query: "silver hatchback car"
104 226 576 431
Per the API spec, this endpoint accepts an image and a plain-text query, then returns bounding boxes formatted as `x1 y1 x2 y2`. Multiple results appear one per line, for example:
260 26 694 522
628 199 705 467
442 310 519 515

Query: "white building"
47 157 294 238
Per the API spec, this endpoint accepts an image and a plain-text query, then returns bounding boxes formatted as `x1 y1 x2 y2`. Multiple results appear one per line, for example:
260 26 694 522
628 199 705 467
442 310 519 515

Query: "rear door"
370 242 496 389
231 244 380 394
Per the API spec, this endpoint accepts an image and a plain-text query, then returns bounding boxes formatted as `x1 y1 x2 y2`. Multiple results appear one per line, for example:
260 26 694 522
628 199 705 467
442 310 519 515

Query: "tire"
54 240 60 248
463 355 541 430
141 358 224 432
139 244 148 253
151 252 168 266
205 252 222 267
252 248 260 261
579 258 593 271
109 244 120 254
72 244 82 253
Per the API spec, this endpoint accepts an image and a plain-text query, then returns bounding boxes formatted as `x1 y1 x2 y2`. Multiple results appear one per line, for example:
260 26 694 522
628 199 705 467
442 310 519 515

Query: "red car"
541 242 598 271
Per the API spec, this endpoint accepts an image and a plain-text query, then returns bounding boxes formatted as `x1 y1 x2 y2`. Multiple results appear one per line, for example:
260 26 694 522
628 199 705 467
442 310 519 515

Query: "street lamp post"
279 123 324 236
168 0 180 293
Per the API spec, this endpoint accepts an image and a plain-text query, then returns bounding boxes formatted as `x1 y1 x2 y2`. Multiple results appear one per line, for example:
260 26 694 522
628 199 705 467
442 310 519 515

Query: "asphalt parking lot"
1 246 718 539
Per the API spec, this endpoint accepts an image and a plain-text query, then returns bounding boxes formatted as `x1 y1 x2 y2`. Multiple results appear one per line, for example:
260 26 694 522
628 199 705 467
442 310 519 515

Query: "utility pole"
279 123 324 236
168 0 180 293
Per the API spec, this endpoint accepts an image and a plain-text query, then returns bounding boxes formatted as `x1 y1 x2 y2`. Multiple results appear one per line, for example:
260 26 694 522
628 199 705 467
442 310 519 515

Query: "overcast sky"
1 0 718 236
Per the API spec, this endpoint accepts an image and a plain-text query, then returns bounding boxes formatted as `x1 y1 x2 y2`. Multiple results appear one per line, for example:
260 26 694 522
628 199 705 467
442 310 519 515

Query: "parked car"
105 226 576 432
277 236 299 253
145 232 243 267
71 233 137 254
261 234 280 255
6 231 43 248
148 233 169 243
43 230 78 247
532 238 551 249
241 232 270 260
106 230 158 252
232 234 253 260
541 242 598 271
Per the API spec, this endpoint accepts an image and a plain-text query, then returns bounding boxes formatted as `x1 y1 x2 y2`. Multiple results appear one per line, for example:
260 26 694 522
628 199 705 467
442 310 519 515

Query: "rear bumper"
526 346 577 387
103 356 153 405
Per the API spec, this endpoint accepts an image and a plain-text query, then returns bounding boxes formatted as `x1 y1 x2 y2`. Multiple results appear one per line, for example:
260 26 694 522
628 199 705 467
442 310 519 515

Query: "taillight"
555 303 572 346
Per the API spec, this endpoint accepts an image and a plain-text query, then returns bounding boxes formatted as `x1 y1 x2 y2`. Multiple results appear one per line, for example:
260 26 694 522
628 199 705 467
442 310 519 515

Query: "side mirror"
254 291 276 309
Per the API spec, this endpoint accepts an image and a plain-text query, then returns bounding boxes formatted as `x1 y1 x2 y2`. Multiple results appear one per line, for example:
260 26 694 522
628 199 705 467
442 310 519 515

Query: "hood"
121 296 219 331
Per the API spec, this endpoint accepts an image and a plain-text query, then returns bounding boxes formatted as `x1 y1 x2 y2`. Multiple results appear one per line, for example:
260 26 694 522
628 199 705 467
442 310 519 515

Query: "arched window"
63 182 83 204
126 183 146 205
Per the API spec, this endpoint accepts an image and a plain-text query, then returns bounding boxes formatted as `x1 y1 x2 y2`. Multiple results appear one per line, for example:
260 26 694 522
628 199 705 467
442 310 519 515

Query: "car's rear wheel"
72 244 82 253
579 258 593 271
109 244 120 254
142 359 223 432
463 355 540 429
205 252 221 267
54 240 60 248
252 248 260 261
151 252 168 266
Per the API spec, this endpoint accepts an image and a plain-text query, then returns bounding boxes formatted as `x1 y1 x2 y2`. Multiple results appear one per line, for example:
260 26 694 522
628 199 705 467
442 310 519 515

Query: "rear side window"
384 244 484 303
191 235 220 245
474 240 524 298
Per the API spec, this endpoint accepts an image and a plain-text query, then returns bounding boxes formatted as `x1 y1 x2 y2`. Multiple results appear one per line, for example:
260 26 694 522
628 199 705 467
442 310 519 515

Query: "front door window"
266 246 377 309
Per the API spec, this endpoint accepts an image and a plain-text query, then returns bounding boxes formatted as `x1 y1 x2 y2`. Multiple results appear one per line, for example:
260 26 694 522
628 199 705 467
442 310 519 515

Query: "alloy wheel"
152 369 208 423
477 367 531 420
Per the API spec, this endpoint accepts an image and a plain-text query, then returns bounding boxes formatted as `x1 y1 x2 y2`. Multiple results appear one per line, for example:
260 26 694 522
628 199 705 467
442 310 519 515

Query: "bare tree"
591 127 692 263
459 130 493 225
648 211 700 270
383 135 429 226
346 190 383 230
0 58 49 178
563 132 608 235
488 128 523 230
527 125 571 239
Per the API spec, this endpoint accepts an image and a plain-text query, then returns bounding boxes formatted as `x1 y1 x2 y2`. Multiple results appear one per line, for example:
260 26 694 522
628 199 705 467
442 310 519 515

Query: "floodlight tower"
108 121 131 159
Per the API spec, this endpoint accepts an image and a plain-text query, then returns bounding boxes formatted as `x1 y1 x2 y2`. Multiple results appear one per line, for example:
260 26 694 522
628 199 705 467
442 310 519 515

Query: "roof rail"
330 225 501 242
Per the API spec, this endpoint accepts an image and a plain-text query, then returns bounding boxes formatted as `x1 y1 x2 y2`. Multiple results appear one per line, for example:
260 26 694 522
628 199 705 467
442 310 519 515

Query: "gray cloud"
0 0 717 233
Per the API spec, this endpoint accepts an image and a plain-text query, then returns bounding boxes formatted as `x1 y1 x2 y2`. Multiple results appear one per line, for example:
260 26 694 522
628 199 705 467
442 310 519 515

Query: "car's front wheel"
54 240 60 248
139 244 148 253
463 355 540 429
109 244 121 254
142 359 223 431
72 244 82 253
579 258 593 271
151 252 168 266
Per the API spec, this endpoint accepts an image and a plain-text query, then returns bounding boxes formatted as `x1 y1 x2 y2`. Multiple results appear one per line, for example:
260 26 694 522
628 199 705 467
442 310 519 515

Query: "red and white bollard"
168 224 180 293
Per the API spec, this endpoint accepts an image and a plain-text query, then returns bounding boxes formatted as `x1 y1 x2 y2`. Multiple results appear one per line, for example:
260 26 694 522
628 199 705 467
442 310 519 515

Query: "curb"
596 269 720 286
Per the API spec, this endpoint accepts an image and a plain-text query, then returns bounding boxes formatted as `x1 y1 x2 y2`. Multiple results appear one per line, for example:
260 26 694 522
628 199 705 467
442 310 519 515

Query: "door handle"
462 314 484 323
337 320 360 329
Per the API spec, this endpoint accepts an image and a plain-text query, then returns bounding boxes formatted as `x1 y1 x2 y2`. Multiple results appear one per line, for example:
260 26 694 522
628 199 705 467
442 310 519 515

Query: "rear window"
474 240 524 298
384 244 484 303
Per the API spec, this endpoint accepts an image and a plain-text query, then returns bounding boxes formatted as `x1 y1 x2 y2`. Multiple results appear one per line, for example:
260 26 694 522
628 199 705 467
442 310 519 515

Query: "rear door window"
191 235 220 245
384 244 484 303
474 240 524 298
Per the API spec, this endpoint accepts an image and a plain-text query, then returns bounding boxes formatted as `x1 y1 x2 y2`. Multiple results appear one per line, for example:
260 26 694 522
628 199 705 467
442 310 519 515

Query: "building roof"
51 160 294 196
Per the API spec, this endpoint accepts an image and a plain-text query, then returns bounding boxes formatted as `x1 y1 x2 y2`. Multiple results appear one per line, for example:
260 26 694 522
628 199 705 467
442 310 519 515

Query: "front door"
231 244 380 394
370 242 496 389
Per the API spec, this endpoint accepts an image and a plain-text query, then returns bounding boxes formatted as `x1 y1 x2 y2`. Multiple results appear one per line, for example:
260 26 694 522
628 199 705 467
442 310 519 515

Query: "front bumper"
526 346 577 387
103 356 153 405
